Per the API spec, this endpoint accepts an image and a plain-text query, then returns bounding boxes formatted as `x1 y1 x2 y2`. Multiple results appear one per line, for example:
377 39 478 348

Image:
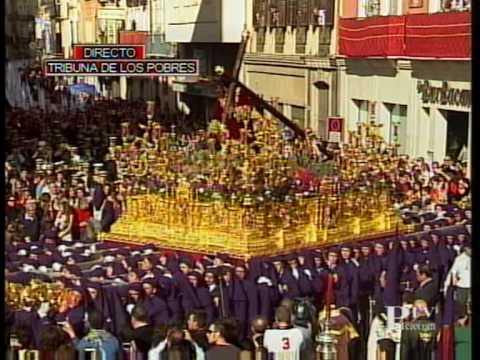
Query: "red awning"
339 16 406 57
404 11 471 59
339 11 471 59
119 31 148 45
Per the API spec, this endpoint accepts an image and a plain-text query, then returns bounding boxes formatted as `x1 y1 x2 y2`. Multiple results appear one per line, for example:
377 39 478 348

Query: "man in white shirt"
264 306 313 360
444 243 471 317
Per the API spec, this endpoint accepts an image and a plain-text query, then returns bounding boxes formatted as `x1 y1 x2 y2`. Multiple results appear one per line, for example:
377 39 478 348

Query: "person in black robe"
357 242 375 357
271 256 302 300
383 236 402 308
286 254 313 298
85 282 114 333
104 284 130 337
339 244 360 322
371 242 389 300
400 237 417 269
141 278 170 326
157 273 183 322
13 301 42 348
174 258 201 320
414 265 439 311
204 268 221 320
324 247 351 308
126 282 144 315
255 273 276 321
234 265 259 326
221 266 248 335
187 272 215 325
119 304 155 358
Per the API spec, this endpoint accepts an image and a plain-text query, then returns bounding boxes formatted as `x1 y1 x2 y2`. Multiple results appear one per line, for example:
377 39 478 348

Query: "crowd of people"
5 101 471 360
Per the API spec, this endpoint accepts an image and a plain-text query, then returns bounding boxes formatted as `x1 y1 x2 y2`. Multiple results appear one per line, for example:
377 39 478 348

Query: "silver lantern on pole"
315 324 338 360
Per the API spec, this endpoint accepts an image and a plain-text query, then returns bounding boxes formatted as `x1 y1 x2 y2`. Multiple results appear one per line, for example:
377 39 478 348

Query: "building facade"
337 0 471 165
6 0 40 60
165 0 247 124
242 0 339 136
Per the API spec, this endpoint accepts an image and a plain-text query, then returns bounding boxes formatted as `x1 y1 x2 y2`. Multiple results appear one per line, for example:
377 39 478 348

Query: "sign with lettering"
328 117 344 143
417 81 471 108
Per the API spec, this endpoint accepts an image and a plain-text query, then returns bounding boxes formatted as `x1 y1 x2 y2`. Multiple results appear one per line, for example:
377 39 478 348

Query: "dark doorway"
442 110 468 160
314 81 329 138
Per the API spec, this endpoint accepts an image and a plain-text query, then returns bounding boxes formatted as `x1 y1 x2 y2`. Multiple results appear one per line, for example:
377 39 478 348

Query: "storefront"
337 59 471 164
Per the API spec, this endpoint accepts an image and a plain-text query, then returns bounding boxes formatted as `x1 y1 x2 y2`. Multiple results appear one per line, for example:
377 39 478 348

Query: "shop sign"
327 116 343 143
97 8 126 20
417 80 471 108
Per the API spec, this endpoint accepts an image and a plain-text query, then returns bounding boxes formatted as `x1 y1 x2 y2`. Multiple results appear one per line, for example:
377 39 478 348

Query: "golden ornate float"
104 110 410 259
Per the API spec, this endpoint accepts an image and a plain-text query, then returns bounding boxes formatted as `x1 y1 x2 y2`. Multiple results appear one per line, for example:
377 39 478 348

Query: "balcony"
165 0 246 43
339 11 471 59
119 32 176 58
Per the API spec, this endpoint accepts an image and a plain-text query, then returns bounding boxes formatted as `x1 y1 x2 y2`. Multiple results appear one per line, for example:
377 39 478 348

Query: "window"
441 0 470 12
270 0 287 28
291 105 306 128
287 0 297 26
311 0 335 26
384 103 407 152
253 0 268 28
318 27 331 56
275 28 285 53
256 28 266 52
352 99 369 124
358 0 381 17
297 0 310 26
295 27 307 54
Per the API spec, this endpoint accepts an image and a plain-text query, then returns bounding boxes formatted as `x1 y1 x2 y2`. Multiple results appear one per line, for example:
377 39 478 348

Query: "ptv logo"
386 305 436 331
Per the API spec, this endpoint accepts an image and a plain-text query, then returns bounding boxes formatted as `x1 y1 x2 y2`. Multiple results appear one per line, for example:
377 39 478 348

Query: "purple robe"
143 295 170 326
340 260 360 306
157 275 182 322
276 269 301 300
383 240 401 307
243 279 259 322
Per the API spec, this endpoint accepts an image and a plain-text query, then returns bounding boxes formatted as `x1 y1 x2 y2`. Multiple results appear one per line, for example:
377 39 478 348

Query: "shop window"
387 104 407 153
352 99 369 124
291 105 306 128
442 109 469 161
